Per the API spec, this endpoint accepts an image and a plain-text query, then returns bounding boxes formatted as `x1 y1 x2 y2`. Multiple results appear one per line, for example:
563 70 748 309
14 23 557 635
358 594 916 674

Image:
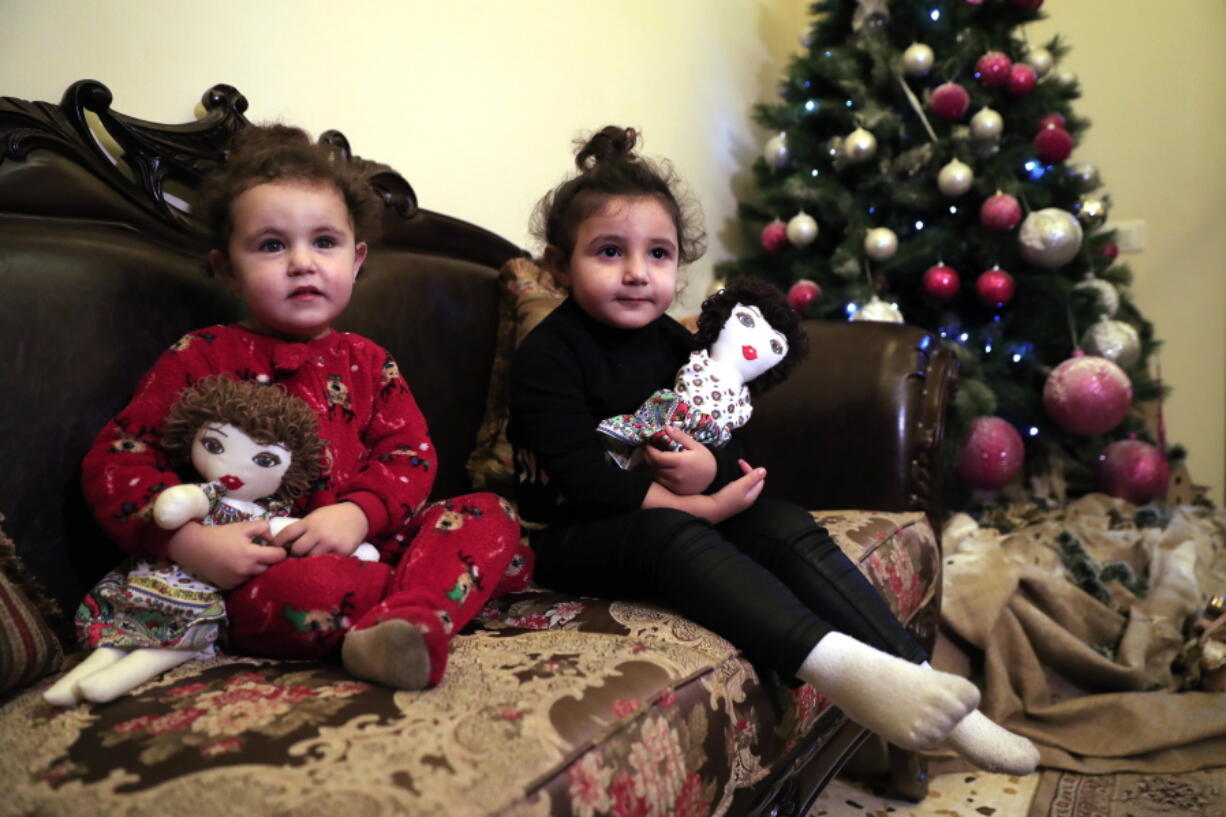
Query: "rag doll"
45 375 374 706
598 276 807 469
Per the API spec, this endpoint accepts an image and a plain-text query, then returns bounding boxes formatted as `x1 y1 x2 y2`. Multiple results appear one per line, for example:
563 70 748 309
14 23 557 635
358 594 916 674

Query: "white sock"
796 632 979 751
943 709 1041 775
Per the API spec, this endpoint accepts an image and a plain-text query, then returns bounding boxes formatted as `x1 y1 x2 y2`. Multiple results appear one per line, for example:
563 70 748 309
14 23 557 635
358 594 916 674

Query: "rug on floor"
1027 767 1226 817
810 772 1038 817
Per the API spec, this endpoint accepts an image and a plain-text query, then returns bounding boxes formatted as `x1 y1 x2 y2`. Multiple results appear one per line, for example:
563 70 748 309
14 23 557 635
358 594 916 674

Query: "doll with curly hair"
46 375 373 706
598 276 807 469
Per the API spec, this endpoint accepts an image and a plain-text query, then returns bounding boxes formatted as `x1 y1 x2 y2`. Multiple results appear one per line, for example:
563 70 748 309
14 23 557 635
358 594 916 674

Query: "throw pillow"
0 515 65 695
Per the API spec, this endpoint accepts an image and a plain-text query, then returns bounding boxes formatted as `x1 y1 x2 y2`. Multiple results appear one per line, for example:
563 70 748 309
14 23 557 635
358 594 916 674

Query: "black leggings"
531 499 926 680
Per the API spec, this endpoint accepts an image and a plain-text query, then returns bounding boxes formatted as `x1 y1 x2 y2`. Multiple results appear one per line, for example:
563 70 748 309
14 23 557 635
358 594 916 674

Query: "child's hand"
166 520 286 590
641 427 717 495
708 460 767 522
273 502 370 558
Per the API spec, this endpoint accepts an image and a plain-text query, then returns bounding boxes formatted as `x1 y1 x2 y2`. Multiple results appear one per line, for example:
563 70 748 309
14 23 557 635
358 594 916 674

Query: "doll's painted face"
190 423 292 503
708 304 789 384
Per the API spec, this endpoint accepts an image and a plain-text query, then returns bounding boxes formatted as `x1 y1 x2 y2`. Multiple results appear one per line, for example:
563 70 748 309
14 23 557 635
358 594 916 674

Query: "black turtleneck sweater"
509 297 745 528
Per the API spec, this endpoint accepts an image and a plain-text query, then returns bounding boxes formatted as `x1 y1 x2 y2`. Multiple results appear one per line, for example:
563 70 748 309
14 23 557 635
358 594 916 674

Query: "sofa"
0 81 958 817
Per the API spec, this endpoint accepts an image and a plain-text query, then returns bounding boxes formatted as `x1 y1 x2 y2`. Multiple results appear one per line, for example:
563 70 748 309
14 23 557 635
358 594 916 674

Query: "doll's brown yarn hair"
694 276 808 397
162 375 327 503
532 125 706 267
198 123 383 256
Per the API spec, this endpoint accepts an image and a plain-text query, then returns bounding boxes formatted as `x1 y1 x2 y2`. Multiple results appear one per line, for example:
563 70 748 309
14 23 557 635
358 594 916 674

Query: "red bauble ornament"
761 219 788 253
976 51 1013 87
1007 64 1038 96
1043 350 1133 435
1099 241 1119 262
1034 125 1075 163
976 267 1015 307
1037 113 1066 132
980 192 1023 232
929 83 970 121
787 279 822 312
958 417 1025 489
1098 436 1170 504
922 264 960 300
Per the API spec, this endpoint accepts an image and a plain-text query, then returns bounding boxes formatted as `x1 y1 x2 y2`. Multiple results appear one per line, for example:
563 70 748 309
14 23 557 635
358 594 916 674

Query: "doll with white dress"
45 375 376 706
597 276 807 469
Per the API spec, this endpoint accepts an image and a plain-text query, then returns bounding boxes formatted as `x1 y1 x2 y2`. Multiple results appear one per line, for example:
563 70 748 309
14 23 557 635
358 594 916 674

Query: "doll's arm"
153 484 213 529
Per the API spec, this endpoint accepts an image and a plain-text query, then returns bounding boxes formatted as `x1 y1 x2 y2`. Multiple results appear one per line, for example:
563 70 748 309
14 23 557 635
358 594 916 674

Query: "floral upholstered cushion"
1 510 938 817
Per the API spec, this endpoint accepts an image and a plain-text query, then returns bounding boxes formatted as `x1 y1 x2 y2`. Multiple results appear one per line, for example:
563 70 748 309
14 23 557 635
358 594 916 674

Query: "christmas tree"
717 0 1169 508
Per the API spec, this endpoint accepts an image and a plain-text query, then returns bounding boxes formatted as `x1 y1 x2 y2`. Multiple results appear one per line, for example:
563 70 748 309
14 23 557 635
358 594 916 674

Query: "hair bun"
575 126 638 170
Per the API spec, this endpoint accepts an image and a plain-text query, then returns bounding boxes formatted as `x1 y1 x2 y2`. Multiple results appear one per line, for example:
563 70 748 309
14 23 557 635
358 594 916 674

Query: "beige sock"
341 619 431 691
944 710 1041 775
796 632 980 751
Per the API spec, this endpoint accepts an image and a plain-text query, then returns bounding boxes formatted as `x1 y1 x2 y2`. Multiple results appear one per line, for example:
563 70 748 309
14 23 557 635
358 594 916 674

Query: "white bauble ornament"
1068 162 1100 187
937 159 974 196
844 127 878 162
786 212 819 247
763 132 790 169
1018 208 1084 268
1052 69 1078 86
1024 47 1053 77
902 42 935 76
1081 317 1141 369
863 227 898 261
969 107 1003 142
1073 275 1120 317
852 296 905 323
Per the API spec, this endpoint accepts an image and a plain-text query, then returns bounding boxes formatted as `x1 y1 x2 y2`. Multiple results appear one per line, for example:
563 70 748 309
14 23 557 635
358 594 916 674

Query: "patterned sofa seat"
2 511 937 817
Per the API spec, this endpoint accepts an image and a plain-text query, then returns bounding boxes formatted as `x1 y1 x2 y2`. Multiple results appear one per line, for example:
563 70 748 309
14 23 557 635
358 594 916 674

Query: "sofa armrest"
740 321 957 531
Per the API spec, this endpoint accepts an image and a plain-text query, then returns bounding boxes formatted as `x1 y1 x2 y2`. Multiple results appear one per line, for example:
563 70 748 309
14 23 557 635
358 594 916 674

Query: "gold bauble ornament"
863 227 898 261
937 159 974 197
844 127 878 163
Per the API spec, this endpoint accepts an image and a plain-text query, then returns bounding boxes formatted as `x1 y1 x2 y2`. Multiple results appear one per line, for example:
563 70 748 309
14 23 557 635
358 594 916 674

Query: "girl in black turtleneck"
508 126 1038 775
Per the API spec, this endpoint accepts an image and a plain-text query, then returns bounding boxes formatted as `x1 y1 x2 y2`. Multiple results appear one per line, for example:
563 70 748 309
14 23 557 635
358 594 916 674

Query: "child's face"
555 196 678 330
210 180 367 341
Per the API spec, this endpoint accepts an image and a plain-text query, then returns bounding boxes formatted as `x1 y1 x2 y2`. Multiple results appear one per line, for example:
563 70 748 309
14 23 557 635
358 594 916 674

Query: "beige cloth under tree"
932 494 1226 774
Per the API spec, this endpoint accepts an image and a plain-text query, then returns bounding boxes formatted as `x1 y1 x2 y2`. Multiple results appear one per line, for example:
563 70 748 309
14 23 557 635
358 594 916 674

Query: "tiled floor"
809 772 1039 817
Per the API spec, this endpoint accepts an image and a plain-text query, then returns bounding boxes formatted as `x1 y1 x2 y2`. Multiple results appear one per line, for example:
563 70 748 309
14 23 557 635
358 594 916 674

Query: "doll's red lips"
220 475 245 490
742 345 758 360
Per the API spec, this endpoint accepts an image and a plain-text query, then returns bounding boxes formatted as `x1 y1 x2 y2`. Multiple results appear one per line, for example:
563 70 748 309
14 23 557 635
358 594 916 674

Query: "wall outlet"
1111 219 1147 253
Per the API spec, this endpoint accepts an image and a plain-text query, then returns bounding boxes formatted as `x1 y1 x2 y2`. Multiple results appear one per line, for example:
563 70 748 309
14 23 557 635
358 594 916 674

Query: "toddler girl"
508 125 1039 774
79 124 525 693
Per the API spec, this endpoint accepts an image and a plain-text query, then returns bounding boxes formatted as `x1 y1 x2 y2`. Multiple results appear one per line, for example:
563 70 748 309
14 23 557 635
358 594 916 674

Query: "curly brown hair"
694 276 808 397
162 375 327 503
198 123 383 258
532 125 706 268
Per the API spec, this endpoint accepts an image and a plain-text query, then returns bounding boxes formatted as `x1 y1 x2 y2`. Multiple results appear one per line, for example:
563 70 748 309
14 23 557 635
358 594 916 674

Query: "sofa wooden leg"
884 743 930 802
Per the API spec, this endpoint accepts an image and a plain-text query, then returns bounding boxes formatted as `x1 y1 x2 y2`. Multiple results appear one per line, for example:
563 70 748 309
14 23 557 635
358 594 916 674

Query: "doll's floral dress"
75 481 284 653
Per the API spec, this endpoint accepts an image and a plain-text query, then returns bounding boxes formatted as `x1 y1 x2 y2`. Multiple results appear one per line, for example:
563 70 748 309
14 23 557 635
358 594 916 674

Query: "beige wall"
2 0 1221 503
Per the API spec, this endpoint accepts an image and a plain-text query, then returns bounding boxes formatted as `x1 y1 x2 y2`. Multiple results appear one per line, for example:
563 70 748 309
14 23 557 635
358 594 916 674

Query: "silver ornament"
1075 196 1110 230
937 159 974 197
902 42 935 76
1081 317 1141 369
852 295 905 323
969 107 1003 142
1068 162 1101 187
786 212 819 247
1024 47 1053 77
844 127 878 162
864 227 898 261
1073 275 1120 317
1018 208 1084 268
763 132 790 169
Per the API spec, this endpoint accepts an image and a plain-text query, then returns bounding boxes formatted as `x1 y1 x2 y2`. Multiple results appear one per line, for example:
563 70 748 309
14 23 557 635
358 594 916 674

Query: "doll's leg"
43 646 125 706
343 492 520 690
227 555 392 659
75 648 199 704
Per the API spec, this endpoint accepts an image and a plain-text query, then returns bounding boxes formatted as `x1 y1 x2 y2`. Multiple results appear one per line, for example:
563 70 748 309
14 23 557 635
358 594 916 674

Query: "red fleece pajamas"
83 324 531 685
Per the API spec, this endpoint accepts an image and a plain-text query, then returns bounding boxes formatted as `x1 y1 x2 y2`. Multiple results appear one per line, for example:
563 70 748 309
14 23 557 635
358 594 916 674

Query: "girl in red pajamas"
82 124 528 690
